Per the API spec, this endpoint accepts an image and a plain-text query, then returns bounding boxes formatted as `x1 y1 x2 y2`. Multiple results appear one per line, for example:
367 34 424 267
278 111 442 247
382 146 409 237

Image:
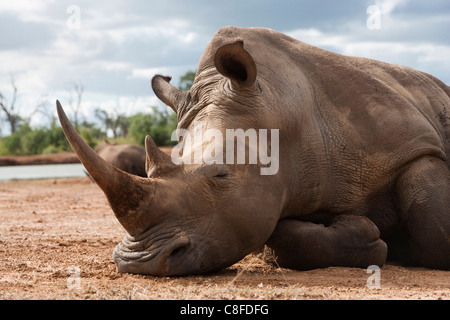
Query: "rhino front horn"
56 100 157 235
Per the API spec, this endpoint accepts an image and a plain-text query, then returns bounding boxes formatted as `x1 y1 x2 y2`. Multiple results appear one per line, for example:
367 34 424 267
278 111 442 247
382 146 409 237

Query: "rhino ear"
214 39 257 89
151 75 190 114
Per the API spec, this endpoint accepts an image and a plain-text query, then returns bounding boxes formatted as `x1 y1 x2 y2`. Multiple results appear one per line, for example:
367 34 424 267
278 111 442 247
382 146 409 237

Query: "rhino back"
300 51 450 211
97 144 146 177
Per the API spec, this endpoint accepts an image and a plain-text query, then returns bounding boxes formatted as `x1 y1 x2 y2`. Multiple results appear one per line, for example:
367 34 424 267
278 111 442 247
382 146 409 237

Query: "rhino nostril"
171 245 188 258
163 237 193 275
169 237 191 258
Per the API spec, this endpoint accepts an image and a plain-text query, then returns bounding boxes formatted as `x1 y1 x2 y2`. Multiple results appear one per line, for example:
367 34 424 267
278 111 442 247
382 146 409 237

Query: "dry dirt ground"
0 176 449 300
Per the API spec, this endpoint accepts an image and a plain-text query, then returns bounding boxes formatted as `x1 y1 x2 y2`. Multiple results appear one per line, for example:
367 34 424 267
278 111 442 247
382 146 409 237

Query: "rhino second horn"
145 135 178 177
56 100 156 235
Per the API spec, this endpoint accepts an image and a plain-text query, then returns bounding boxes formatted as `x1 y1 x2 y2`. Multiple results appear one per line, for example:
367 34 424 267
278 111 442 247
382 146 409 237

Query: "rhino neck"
278 89 335 218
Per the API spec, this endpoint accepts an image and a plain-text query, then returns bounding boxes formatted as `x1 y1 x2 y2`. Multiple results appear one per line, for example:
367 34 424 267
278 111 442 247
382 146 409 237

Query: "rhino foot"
266 215 387 270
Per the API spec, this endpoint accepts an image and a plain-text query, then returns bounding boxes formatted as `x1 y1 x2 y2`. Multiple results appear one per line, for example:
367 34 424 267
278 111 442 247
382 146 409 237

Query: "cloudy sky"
0 0 449 134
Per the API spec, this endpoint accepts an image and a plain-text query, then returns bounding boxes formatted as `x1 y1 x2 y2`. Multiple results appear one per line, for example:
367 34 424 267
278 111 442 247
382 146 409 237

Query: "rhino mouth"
113 229 192 276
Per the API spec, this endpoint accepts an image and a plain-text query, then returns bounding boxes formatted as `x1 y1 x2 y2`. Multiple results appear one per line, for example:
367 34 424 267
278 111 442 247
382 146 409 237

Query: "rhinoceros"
94 142 146 177
57 26 450 276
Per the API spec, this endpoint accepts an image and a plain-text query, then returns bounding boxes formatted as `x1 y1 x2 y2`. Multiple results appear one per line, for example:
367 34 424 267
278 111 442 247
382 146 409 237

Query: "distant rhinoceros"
94 142 146 177
57 26 450 276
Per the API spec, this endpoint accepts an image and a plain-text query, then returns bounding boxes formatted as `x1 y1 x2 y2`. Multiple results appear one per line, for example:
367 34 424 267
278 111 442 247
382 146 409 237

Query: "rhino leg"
394 156 450 269
266 215 387 270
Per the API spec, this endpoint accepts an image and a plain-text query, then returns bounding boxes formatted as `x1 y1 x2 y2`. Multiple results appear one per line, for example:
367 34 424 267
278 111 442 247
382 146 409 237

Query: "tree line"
0 71 195 156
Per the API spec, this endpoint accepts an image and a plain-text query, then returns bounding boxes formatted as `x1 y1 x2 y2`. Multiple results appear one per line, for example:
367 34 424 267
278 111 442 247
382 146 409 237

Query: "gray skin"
94 142 147 177
57 26 450 276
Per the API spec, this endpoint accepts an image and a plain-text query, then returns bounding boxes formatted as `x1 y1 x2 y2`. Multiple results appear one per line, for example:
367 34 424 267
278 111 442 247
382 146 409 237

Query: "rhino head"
57 39 286 276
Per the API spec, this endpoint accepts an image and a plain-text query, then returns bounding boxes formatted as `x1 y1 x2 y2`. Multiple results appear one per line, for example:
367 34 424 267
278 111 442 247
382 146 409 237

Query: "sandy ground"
0 176 449 300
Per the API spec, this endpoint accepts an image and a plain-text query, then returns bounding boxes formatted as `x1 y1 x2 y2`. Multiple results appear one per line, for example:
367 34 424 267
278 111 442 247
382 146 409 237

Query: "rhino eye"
200 165 230 179
214 172 228 178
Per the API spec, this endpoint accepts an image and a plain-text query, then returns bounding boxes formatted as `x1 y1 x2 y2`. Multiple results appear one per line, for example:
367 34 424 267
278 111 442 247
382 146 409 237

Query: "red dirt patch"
0 177 449 299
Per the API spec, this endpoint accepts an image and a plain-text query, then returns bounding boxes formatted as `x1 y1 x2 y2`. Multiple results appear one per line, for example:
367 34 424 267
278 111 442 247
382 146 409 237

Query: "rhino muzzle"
113 230 193 276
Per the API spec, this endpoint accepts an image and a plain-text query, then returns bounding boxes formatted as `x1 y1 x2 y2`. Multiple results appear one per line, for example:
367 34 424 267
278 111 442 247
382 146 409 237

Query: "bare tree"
32 95 54 126
65 81 84 128
95 108 115 137
95 108 129 139
94 97 134 139
0 75 22 134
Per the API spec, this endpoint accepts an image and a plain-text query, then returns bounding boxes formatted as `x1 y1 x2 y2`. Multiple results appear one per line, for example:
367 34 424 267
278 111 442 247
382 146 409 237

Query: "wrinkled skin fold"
57 26 450 276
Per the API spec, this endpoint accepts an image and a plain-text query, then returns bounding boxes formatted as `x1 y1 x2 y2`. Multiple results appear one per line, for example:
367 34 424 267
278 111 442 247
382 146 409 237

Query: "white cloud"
130 67 170 79
96 61 131 72
376 0 407 15
47 29 104 59
0 0 58 24
103 21 198 47
0 0 449 136
0 0 51 15
287 28 346 48
286 21 450 84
